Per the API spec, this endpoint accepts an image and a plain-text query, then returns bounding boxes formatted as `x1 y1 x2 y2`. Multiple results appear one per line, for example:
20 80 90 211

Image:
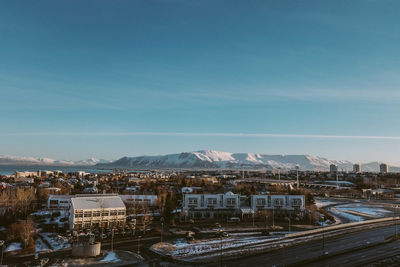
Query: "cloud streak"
2 131 400 140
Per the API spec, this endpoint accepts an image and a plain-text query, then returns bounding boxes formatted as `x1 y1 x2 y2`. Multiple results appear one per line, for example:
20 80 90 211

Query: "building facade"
250 194 305 211
119 194 158 207
182 192 240 219
353 164 362 173
380 163 389 174
69 194 126 231
329 164 338 174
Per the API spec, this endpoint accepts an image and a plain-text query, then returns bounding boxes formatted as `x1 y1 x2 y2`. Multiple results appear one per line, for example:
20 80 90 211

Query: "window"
207 198 217 206
102 211 109 216
93 211 101 217
118 210 125 215
110 210 118 216
188 198 198 207
75 212 83 218
84 211 91 217
226 198 236 206
256 198 266 206
273 198 284 207
291 199 302 206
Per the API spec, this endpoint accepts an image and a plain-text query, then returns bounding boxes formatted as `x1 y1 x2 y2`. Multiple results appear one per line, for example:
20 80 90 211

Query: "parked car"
227 217 240 223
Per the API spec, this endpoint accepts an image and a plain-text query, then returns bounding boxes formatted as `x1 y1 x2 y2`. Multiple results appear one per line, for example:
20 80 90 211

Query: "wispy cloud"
2 131 400 140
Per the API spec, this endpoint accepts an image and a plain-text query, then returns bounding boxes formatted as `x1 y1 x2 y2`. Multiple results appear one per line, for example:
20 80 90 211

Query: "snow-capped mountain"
96 150 355 171
74 158 113 166
0 156 112 166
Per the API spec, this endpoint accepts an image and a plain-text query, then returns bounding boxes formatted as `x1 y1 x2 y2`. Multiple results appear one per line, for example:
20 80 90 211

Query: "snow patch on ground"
5 242 21 252
336 204 391 217
330 207 364 222
41 233 70 250
35 237 50 252
101 251 120 262
315 199 337 208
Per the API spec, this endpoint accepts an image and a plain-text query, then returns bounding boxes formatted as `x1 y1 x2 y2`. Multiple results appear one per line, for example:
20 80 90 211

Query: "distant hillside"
96 150 355 171
0 156 112 166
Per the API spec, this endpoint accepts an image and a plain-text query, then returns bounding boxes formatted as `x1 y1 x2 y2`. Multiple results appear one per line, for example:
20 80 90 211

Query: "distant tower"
353 164 362 173
330 164 338 174
296 165 299 190
380 163 389 174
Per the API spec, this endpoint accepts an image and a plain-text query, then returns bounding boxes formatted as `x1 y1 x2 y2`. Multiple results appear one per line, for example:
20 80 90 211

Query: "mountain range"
1 150 397 172
0 156 112 166
96 150 398 172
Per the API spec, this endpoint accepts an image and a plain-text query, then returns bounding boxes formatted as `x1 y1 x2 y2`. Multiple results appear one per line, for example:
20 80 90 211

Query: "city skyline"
2 1 400 163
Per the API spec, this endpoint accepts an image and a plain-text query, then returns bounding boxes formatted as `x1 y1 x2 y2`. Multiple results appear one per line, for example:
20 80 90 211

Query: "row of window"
188 197 237 206
74 210 125 218
255 198 302 206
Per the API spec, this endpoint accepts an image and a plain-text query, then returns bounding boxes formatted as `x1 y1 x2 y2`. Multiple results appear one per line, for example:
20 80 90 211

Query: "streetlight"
393 205 399 238
321 216 325 256
137 236 141 254
286 216 291 233
111 228 115 252
0 240 4 266
160 217 164 243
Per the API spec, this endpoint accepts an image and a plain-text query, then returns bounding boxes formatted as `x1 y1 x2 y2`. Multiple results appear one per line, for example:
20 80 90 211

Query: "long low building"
69 194 126 231
182 192 305 219
182 192 240 219
250 194 305 211
119 194 158 207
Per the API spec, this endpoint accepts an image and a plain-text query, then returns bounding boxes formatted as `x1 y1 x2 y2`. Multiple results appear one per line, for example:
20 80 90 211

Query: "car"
227 217 240 223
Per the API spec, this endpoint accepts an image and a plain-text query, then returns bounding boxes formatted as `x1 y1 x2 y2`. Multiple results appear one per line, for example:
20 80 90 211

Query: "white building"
182 192 240 219
48 194 72 209
380 163 389 174
69 194 126 231
251 194 305 211
119 194 158 207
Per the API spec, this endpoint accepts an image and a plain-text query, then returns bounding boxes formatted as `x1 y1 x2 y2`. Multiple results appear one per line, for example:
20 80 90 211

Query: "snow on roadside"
41 233 71 250
35 237 50 252
330 207 364 222
101 251 120 262
315 198 337 208
5 242 21 252
336 204 391 217
154 235 282 257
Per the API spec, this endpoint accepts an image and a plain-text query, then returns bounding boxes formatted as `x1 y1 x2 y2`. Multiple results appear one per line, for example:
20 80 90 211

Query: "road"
4 223 400 266
225 225 399 267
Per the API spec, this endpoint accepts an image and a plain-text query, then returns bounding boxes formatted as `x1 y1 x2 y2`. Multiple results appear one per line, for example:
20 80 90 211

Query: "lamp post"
220 233 223 267
160 217 164 243
111 228 115 252
393 205 398 238
137 236 141 254
321 216 325 256
286 216 291 233
0 240 4 266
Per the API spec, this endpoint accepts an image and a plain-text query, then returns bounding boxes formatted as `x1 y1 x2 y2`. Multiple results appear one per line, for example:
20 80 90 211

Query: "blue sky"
1 0 400 163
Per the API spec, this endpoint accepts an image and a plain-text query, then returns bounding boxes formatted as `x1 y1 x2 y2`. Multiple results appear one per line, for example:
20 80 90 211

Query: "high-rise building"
353 164 362 173
380 163 389 174
330 164 338 174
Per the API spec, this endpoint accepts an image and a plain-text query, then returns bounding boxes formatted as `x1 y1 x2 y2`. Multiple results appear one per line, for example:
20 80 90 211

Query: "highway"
225 225 399 267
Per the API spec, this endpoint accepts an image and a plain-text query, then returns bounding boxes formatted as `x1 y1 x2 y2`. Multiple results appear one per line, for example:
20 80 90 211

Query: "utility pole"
160 217 164 243
272 207 275 228
137 236 141 254
336 172 339 190
111 228 115 252
322 216 325 256
0 240 4 266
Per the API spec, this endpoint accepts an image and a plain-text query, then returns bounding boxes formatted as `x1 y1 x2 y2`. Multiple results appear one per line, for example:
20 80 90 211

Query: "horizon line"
2 131 400 140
